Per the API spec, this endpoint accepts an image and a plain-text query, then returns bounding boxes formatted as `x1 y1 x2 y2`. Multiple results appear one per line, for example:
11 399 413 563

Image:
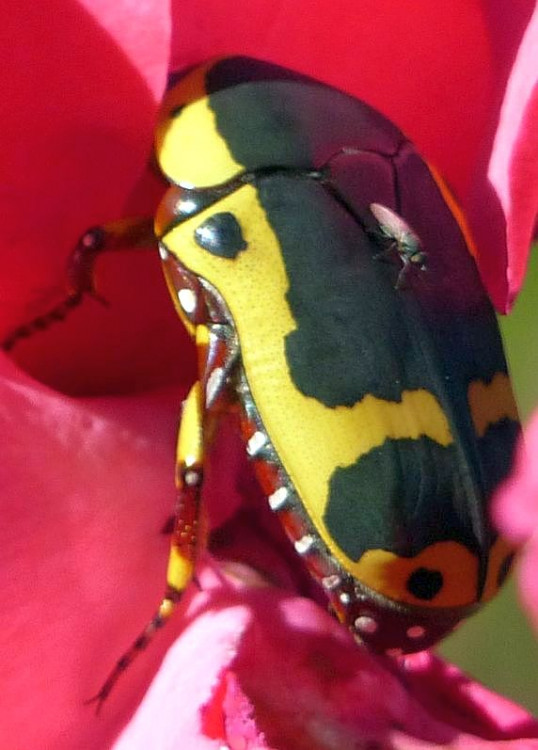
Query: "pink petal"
488 3 538 309
79 0 172 86
464 3 538 310
495 416 538 543
115 565 538 749
495 412 538 631
113 566 264 750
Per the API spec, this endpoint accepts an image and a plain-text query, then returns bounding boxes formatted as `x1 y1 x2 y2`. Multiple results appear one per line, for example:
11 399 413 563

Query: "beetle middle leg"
87 379 207 712
87 315 238 711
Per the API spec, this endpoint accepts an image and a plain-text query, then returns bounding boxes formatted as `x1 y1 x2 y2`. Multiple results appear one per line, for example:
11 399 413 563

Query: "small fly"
370 202 427 289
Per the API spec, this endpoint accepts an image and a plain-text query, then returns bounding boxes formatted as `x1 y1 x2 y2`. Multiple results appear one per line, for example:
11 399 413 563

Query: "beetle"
3 56 521 705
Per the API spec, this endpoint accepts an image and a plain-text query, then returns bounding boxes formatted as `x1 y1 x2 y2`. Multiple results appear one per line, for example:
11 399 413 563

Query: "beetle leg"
87 321 237 711
87 380 206 712
2 217 155 351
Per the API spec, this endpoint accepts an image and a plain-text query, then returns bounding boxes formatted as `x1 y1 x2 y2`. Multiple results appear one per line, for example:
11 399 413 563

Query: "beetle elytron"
3 57 521 704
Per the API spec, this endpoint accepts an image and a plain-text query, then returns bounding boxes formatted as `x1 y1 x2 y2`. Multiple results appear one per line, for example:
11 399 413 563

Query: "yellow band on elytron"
163 185 454 564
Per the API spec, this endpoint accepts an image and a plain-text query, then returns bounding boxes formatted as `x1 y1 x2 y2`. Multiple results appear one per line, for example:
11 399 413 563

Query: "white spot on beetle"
406 625 426 639
354 615 378 634
268 487 289 511
247 430 267 457
177 288 197 314
294 535 315 555
322 575 342 591
184 469 201 486
206 367 224 406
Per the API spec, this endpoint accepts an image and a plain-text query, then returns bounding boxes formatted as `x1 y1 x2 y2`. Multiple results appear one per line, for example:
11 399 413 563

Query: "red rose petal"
2 4 538 748
0 0 179 394
0 356 187 749
171 0 537 307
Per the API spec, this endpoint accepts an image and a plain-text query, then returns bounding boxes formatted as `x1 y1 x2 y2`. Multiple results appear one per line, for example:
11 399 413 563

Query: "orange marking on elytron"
467 372 519 437
426 161 479 259
342 542 479 608
482 536 516 602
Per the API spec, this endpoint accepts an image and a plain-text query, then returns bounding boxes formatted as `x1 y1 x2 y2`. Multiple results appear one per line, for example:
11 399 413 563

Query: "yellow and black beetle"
154 54 520 650
3 56 521 702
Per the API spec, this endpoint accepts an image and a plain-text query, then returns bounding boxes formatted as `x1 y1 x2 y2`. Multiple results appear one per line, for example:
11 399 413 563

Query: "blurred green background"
439 245 538 715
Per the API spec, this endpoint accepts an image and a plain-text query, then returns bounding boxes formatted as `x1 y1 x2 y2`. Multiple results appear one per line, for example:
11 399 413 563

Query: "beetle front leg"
2 217 155 351
87 381 206 712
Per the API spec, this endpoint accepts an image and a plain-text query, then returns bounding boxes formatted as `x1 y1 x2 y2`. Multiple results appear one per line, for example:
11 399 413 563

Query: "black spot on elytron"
194 212 247 258
497 552 515 588
407 568 444 601
324 436 486 562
